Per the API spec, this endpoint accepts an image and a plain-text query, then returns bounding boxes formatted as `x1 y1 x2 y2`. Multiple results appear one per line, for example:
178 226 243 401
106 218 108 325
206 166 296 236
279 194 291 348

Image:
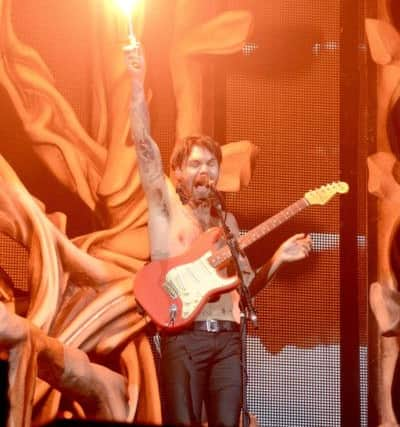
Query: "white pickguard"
164 251 237 319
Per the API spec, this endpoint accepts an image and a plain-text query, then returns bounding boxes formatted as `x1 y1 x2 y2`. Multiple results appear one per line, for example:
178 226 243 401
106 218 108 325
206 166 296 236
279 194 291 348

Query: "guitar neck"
209 197 309 268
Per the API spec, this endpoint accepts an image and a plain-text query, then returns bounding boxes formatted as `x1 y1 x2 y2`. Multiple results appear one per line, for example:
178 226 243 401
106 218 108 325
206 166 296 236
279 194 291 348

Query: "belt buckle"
206 319 219 333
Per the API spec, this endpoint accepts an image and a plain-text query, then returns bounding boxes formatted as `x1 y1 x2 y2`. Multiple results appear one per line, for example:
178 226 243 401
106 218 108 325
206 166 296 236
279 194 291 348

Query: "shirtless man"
125 44 312 427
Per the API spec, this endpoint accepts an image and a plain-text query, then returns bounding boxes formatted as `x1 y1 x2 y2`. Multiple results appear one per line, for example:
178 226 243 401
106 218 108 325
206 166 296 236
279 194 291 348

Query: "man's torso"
147 181 239 323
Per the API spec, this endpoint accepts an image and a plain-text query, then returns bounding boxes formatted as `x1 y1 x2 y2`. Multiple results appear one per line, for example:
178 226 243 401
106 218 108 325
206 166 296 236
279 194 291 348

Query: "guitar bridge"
163 280 179 299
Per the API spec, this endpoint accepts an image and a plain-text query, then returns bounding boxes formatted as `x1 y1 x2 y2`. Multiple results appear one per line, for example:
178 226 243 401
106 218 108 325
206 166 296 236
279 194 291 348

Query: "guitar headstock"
304 181 349 206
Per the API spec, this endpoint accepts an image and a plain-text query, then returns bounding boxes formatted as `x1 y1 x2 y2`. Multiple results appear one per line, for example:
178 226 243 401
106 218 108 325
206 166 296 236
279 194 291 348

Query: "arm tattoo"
137 137 156 162
129 80 163 184
129 77 171 218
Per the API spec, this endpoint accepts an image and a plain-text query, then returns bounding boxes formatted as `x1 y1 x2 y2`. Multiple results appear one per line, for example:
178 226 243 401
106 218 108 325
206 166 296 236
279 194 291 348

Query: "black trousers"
160 330 242 427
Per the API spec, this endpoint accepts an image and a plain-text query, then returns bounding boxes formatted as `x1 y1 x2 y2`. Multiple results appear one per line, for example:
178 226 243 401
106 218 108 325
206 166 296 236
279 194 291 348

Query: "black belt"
191 319 240 333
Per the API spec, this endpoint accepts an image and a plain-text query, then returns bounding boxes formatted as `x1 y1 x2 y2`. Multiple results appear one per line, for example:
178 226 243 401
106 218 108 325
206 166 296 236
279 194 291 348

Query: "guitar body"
134 227 238 331
134 181 349 331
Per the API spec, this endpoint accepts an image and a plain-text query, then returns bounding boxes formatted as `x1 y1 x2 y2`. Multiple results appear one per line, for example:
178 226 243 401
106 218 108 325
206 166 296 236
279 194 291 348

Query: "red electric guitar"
134 181 349 330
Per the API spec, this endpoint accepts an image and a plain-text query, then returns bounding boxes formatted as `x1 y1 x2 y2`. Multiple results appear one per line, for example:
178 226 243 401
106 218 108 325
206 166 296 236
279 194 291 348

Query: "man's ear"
175 167 183 181
171 167 182 186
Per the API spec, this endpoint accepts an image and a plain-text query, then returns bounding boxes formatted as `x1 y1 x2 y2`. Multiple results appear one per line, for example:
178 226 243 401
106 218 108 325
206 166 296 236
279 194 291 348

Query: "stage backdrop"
0 1 370 426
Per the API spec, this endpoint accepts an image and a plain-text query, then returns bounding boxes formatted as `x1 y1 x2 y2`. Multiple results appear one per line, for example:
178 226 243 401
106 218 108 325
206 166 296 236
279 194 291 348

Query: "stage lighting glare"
242 42 258 56
114 0 141 17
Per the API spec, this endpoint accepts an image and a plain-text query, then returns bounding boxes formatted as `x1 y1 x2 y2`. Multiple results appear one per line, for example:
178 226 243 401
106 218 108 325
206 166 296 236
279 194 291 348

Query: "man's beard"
175 181 212 206
176 181 225 211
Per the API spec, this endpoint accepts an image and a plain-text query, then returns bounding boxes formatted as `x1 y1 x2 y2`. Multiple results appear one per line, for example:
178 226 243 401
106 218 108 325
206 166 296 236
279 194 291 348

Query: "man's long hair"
170 135 223 205
170 135 222 172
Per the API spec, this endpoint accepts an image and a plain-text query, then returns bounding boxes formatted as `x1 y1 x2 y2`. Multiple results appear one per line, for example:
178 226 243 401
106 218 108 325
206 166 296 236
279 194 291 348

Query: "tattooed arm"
124 43 170 219
124 43 172 260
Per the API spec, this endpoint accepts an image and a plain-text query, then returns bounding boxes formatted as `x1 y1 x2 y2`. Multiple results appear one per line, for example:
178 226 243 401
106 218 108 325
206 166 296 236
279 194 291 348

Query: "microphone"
197 176 224 210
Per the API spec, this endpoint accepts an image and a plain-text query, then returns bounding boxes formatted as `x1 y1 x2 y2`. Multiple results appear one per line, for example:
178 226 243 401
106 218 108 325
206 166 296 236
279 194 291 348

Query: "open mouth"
192 181 210 199
194 175 210 190
195 184 208 191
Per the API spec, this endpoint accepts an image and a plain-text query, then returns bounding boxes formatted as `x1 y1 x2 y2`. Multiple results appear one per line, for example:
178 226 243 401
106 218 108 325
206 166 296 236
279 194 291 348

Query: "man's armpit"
149 187 170 219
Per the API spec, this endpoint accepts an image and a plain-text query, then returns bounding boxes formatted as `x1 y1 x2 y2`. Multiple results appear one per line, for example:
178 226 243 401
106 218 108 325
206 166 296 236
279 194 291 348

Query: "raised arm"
124 43 173 260
124 43 171 218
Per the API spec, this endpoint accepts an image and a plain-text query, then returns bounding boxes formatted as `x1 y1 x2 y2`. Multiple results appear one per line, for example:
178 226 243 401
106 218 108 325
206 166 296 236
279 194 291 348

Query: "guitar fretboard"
209 198 309 268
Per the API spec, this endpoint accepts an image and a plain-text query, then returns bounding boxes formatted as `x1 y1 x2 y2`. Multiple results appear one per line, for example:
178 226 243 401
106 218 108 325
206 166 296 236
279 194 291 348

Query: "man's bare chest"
168 210 222 257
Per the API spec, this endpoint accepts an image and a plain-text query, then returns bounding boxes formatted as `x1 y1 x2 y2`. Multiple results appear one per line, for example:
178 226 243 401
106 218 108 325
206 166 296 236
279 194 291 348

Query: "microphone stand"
211 189 257 427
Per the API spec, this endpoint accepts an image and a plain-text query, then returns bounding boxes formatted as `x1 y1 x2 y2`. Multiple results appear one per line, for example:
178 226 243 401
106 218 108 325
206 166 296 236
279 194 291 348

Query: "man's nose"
199 163 209 173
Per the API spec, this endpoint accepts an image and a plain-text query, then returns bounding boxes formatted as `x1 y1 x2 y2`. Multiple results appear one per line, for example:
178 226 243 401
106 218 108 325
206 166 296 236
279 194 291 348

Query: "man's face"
179 145 220 202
